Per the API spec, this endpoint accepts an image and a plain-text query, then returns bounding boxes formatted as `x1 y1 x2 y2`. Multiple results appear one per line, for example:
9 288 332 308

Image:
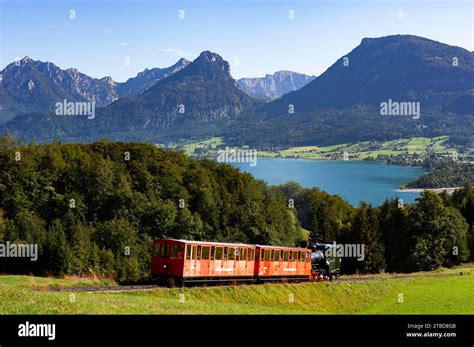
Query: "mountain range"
0 57 192 123
0 55 308 124
1 34 473 147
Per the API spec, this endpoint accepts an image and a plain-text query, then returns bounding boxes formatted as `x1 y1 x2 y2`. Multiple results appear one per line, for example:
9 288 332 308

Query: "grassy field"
260 136 456 160
180 137 224 156
178 136 473 162
0 264 472 314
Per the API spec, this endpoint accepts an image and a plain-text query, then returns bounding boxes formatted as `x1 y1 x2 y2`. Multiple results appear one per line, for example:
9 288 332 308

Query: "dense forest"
376 150 474 189
275 182 473 274
0 135 472 281
405 162 474 189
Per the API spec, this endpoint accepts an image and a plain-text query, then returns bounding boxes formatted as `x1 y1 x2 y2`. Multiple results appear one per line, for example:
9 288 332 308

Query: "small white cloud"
157 48 197 59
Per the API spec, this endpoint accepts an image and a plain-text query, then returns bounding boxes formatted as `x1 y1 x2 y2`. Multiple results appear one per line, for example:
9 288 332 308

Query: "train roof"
157 239 309 251
159 239 252 247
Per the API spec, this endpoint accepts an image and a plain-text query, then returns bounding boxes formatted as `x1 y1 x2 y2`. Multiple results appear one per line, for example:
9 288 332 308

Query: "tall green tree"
408 191 469 271
379 199 411 272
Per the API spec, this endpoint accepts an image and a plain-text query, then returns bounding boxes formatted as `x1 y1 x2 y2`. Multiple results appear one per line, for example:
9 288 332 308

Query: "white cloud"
157 48 197 59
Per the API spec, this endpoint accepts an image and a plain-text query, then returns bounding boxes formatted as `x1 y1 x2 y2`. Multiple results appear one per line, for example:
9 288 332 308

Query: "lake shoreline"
231 158 426 206
395 187 461 194
255 155 425 169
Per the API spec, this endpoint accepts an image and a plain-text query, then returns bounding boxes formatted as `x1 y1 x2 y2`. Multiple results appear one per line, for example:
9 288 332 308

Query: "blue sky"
1 0 472 81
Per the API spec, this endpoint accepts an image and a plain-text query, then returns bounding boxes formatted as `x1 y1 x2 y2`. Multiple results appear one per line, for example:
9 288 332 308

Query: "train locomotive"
151 239 341 286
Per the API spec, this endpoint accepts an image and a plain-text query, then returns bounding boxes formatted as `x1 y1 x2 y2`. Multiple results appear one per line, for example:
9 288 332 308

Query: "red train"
151 238 331 286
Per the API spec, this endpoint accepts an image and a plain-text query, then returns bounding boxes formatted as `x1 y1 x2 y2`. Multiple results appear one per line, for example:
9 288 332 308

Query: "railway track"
37 284 163 293
333 271 468 283
35 271 469 293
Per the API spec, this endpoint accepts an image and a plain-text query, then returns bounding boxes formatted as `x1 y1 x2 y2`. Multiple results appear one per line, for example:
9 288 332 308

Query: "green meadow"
179 136 473 162
0 264 472 315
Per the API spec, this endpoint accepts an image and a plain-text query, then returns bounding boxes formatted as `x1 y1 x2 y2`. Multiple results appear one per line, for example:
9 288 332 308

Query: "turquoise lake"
231 159 426 206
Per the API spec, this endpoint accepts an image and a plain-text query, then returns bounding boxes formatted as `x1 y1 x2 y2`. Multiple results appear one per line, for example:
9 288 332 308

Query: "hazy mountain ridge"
237 71 316 99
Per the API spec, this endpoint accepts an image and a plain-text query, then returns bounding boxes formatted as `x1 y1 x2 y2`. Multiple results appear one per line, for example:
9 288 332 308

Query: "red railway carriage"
152 238 315 285
255 245 312 281
151 239 257 284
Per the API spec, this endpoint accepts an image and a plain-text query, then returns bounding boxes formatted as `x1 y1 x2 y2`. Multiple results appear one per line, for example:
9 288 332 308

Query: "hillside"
0 137 301 280
263 35 474 114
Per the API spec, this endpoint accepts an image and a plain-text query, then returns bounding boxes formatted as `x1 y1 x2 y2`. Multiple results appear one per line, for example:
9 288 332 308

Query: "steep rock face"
0 57 119 122
237 71 315 99
117 58 190 97
263 35 474 114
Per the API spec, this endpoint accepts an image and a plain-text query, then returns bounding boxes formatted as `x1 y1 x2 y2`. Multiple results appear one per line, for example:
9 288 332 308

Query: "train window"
171 245 177 258
223 247 228 260
235 248 240 261
197 246 202 260
283 250 289 261
153 243 160 256
300 252 305 262
202 246 210 260
260 249 265 261
210 246 215 260
177 245 183 259
171 245 184 259
264 249 271 261
274 250 280 261
241 248 247 261
228 247 235 260
160 243 170 258
250 249 255 261
216 247 223 260
186 245 191 260
292 251 297 262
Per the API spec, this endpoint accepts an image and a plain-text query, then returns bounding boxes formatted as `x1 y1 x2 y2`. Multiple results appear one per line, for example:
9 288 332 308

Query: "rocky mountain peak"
186 51 232 79
21 56 33 63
